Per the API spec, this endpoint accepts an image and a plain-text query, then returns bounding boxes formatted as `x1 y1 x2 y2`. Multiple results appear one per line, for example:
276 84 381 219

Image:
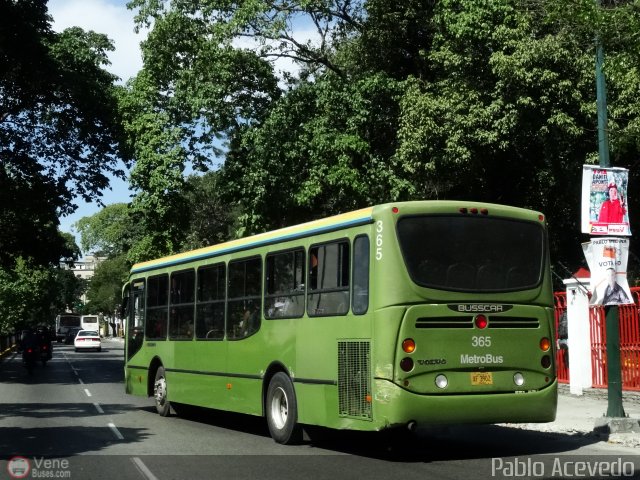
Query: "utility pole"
594 28 626 420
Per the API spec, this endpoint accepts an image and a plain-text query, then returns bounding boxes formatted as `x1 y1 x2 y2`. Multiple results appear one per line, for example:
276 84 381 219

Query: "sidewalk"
506 386 640 448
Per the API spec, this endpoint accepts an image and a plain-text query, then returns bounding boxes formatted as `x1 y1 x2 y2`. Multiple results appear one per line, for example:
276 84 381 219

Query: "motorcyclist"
36 327 53 362
21 330 39 372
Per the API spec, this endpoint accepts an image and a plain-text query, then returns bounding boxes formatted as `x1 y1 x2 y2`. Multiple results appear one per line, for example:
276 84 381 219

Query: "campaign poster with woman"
581 165 631 236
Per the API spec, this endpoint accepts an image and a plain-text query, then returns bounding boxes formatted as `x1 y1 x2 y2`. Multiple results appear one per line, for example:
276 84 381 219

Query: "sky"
48 0 144 238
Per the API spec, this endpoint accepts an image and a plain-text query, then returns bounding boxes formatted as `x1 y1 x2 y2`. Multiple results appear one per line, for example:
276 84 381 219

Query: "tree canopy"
116 0 640 279
1 0 130 267
0 0 131 333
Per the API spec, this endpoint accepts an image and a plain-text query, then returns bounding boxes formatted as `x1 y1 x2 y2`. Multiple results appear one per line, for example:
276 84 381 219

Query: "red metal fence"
553 292 569 384
554 288 640 391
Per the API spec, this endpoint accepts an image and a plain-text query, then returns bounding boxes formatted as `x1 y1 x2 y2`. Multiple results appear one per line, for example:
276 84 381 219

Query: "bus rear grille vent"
338 341 372 419
488 317 540 328
415 317 473 329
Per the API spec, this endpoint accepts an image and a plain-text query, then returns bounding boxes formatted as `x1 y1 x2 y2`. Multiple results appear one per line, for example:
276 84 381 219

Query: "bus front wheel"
154 366 171 417
266 372 302 445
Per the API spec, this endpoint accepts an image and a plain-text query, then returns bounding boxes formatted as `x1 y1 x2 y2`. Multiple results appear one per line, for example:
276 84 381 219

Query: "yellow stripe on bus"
131 207 374 273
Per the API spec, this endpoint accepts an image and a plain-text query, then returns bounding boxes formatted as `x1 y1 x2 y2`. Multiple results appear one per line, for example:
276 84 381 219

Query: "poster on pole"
582 237 633 305
581 165 630 236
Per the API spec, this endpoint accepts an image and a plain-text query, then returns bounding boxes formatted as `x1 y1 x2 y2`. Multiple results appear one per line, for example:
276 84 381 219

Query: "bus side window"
146 274 168 340
352 235 369 315
169 269 195 340
265 249 305 319
308 241 350 317
196 263 225 340
227 257 262 339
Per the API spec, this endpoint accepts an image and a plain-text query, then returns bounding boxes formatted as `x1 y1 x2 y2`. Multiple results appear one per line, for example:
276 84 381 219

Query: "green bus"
123 201 557 444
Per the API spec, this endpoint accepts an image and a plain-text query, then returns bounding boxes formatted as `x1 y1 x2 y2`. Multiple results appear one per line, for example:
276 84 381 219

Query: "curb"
0 344 16 362
558 383 640 405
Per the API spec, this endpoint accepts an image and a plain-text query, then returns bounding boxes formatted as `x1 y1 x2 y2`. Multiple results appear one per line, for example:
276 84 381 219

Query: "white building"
60 255 106 281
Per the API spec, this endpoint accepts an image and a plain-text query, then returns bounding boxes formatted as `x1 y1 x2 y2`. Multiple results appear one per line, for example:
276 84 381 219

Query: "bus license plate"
471 372 493 385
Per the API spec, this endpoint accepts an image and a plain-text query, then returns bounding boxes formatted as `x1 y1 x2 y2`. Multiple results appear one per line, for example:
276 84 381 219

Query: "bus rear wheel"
266 372 303 445
154 366 171 417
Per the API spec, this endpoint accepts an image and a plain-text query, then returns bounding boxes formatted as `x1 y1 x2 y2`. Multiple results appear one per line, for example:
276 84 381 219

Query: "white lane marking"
84 388 92 397
131 457 159 480
108 422 125 440
78 378 84 385
93 402 104 414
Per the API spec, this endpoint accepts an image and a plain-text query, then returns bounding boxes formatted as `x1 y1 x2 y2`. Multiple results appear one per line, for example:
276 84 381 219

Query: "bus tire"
266 372 302 445
154 366 171 417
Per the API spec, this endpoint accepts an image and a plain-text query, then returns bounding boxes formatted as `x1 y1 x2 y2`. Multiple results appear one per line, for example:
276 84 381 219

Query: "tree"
74 203 138 258
1 0 129 267
124 0 640 275
84 255 129 326
391 0 600 268
0 257 84 334
222 72 405 234
181 172 237 250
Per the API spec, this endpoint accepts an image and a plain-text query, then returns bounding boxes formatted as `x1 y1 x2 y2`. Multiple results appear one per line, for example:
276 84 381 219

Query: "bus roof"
131 206 374 274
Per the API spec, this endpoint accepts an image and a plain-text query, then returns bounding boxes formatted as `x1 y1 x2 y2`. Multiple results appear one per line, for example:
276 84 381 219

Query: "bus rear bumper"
372 378 558 430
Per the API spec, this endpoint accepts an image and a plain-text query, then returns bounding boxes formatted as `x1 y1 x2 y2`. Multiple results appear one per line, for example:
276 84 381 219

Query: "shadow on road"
164 404 607 461
0 425 151 458
302 423 608 462
0 402 138 420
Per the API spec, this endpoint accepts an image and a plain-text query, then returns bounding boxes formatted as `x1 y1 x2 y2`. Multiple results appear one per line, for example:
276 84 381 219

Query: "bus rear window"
397 215 544 292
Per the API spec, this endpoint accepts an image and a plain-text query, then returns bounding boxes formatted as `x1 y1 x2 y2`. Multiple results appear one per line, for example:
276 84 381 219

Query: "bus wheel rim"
154 377 167 405
270 386 288 430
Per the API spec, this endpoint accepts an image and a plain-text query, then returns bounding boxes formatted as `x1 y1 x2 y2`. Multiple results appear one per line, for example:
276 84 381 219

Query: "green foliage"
0 257 83 334
392 0 600 266
84 255 130 316
74 203 137 258
223 72 405 234
1 0 129 269
119 0 640 276
181 172 237 250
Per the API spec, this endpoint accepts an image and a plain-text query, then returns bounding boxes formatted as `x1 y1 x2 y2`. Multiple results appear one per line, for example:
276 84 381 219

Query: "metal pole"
595 11 625 418
595 40 610 167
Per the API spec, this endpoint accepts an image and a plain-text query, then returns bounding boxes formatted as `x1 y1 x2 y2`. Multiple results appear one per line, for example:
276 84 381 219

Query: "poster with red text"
581 165 631 236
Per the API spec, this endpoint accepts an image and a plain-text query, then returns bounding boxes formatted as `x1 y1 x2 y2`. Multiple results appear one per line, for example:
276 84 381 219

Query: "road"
1 338 639 480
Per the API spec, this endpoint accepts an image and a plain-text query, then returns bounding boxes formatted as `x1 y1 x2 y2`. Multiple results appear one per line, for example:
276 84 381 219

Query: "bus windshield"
397 215 545 292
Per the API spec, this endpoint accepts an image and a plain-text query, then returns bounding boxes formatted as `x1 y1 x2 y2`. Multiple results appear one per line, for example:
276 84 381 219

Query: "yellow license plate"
471 372 493 385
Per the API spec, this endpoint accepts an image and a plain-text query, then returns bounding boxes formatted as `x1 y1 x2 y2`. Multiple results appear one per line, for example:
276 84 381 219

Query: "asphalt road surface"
1 339 639 480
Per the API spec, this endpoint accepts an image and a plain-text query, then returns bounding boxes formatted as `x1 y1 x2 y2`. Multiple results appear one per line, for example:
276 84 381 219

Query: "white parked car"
74 330 102 352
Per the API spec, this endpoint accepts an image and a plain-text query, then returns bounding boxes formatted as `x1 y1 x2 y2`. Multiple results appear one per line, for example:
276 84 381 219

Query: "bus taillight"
475 315 488 329
400 358 414 372
539 337 551 351
402 338 416 353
